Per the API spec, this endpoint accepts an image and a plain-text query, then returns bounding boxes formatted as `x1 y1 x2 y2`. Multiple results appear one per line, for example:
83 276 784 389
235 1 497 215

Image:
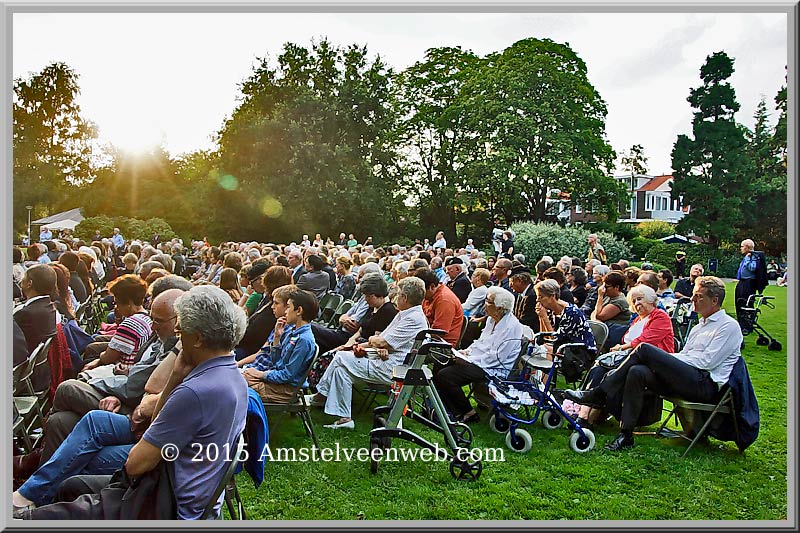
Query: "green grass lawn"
231 282 788 520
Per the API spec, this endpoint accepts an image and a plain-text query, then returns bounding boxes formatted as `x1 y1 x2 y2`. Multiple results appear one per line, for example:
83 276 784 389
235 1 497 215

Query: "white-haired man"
433 286 522 424
735 238 763 335
586 234 607 265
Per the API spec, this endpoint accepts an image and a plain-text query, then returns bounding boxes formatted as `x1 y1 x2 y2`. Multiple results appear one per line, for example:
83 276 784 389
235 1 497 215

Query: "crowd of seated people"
10 227 756 520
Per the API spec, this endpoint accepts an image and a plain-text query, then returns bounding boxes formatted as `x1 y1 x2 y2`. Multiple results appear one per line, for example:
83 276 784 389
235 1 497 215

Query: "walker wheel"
489 413 510 434
541 410 564 430
505 428 533 453
449 456 483 481
369 437 384 474
769 340 782 351
453 422 473 447
569 429 595 453
372 415 386 429
756 336 769 346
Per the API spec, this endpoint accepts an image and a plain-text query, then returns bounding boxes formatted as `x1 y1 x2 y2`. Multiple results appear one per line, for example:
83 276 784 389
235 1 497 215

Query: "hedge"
75 216 177 243
644 242 742 278
511 222 631 266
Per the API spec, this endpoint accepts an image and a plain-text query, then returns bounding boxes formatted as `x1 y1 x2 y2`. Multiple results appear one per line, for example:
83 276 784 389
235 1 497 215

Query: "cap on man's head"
676 251 686 257
445 257 463 267
248 262 269 280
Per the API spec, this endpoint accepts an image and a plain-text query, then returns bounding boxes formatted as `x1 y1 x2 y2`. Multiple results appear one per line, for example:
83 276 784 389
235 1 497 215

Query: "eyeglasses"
485 298 496 306
151 315 177 326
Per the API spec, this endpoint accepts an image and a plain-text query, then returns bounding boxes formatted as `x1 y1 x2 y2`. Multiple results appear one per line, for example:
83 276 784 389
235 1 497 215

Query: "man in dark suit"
509 268 539 333
445 257 472 303
288 249 306 284
14 264 58 356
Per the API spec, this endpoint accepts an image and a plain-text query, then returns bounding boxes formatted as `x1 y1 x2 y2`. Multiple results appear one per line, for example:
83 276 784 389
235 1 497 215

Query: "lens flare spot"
260 197 283 218
218 174 238 191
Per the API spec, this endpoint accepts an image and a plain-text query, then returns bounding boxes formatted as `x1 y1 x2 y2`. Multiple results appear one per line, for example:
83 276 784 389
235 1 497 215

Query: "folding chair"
455 317 470 350
75 299 93 331
355 382 392 414
670 297 697 347
657 387 737 457
328 299 353 328
29 335 55 415
315 294 343 326
13 349 46 452
587 320 608 354
201 433 247 520
261 346 321 450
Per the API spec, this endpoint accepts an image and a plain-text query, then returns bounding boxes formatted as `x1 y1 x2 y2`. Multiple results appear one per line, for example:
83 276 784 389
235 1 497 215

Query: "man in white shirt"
565 276 742 451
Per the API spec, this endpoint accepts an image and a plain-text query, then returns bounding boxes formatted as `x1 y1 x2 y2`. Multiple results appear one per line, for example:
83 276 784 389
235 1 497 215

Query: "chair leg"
301 409 321 450
681 397 729 458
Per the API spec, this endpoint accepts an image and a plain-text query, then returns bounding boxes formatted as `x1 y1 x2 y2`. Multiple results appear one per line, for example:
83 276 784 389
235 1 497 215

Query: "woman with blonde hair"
333 255 356 300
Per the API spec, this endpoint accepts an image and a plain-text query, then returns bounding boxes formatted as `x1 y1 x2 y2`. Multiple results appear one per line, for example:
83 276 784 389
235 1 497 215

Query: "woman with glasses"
433 286 523 424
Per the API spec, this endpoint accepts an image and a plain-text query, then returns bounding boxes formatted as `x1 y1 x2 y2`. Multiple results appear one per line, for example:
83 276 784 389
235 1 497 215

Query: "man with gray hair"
433 285 523 424
735 238 762 335
307 276 428 430
586 233 607 265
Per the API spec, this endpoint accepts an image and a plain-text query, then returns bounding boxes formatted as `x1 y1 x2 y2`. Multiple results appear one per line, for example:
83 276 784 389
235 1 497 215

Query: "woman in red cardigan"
574 284 674 430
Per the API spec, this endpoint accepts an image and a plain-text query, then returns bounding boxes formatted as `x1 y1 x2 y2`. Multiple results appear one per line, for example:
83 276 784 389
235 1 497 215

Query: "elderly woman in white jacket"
433 286 523 423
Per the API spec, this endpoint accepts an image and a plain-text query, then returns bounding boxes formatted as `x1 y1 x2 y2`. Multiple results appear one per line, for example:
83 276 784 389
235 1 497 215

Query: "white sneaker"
304 394 324 407
323 419 355 430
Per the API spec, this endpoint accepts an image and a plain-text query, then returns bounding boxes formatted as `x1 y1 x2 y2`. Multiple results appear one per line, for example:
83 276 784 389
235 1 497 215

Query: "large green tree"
396 46 482 243
737 89 787 255
216 39 405 243
13 62 97 231
458 38 623 225
670 51 753 249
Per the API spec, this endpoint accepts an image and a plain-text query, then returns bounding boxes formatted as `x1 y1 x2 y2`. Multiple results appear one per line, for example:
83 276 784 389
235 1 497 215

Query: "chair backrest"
587 320 608 352
318 294 344 324
328 300 353 327
200 432 247 520
317 292 336 317
75 299 92 323
30 335 55 394
12 357 34 397
455 316 470 349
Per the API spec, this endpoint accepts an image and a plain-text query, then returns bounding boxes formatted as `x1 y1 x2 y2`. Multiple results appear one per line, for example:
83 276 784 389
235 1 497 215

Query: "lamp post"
26 205 33 245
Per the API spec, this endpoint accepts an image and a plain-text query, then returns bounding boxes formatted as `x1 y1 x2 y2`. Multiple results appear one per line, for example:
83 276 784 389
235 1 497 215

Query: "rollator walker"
487 331 596 453
368 329 483 481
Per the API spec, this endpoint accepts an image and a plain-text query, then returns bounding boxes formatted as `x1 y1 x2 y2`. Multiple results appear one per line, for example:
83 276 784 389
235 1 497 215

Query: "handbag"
594 349 631 370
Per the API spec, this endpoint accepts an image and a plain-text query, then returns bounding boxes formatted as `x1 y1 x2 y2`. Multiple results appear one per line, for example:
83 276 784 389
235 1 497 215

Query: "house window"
575 204 582 213
646 194 653 211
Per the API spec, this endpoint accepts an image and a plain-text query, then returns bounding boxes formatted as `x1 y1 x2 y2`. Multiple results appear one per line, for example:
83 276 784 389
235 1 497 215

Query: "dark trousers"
432 361 487 418
598 343 719 431
735 279 757 333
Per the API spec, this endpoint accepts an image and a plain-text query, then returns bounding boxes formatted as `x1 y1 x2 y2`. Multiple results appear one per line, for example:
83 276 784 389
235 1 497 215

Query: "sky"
12 10 788 176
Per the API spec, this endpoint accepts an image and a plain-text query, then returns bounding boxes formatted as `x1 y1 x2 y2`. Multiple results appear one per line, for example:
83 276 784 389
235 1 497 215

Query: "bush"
629 236 661 261
644 242 741 278
629 261 669 273
76 216 177 243
584 221 637 241
511 222 631 266
636 220 676 240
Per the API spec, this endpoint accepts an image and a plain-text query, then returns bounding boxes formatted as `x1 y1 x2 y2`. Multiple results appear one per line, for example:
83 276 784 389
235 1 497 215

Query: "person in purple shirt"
17 286 249 520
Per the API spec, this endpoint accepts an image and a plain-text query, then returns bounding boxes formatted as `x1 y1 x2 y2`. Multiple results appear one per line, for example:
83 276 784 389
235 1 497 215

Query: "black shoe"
563 388 606 407
604 431 635 452
458 411 481 424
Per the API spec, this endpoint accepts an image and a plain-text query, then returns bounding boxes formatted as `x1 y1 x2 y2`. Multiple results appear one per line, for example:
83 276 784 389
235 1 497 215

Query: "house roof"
638 174 673 192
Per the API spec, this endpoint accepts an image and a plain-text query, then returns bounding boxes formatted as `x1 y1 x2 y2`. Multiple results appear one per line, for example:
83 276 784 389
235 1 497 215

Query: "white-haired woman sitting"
433 286 523 424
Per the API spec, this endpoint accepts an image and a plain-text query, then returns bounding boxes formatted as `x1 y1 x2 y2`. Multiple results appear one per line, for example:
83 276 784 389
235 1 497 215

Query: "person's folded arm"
264 338 314 384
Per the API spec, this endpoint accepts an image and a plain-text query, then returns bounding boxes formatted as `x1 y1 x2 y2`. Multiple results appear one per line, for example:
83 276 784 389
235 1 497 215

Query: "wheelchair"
740 294 782 351
368 329 484 481
486 331 596 454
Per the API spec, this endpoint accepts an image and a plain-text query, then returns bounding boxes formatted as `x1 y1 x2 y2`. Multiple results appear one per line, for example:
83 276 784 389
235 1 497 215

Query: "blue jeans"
18 410 134 506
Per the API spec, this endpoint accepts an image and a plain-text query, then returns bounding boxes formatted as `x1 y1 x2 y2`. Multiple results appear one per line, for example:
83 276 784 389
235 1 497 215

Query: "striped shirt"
108 312 153 369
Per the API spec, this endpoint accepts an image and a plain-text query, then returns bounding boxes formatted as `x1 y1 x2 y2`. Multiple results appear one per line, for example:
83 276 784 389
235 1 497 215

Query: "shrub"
629 236 661 261
585 221 638 241
644 242 741 278
511 222 631 265
636 220 676 240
